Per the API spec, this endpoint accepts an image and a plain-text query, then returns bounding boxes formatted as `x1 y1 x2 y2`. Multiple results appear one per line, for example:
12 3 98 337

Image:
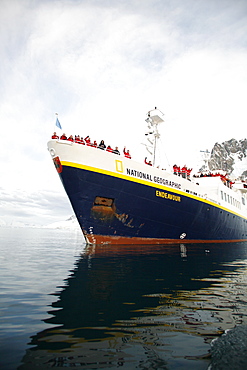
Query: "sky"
0 0 247 226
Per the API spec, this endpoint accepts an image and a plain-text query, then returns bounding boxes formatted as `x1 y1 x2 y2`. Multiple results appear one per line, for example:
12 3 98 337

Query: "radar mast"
143 107 164 167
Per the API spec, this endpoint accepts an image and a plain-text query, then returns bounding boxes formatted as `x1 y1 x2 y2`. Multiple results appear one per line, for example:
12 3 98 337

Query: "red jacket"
123 148 131 159
145 157 152 166
186 168 192 176
85 136 91 146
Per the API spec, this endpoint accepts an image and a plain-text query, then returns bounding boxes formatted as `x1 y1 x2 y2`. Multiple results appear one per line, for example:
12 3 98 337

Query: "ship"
47 108 247 244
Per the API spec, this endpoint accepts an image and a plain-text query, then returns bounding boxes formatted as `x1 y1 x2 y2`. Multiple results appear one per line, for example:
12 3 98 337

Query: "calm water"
1 228 247 369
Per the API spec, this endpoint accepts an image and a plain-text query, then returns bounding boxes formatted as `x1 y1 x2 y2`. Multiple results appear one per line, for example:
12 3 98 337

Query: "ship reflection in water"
19 243 247 369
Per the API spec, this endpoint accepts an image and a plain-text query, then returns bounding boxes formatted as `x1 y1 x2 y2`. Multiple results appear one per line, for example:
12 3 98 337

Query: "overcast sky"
0 0 247 226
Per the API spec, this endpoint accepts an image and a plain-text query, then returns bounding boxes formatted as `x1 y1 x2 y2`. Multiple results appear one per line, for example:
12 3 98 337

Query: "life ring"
49 148 56 158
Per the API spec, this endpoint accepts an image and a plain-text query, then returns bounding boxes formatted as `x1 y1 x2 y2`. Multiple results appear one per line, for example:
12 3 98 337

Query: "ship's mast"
144 107 164 167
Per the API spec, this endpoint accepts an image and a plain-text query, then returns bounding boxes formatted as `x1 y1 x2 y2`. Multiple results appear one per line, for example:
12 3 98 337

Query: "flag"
56 117 62 130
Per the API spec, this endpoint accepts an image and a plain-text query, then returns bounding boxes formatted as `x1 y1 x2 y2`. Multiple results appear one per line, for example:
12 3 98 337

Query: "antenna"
200 149 210 171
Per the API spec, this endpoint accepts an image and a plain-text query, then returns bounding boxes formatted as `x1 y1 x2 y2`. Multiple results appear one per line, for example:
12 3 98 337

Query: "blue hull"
58 164 247 244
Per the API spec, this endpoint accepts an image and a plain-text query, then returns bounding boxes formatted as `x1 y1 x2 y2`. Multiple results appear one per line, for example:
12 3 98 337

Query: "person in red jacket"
67 135 74 142
60 133 67 140
181 165 187 179
123 147 131 159
106 145 113 153
52 132 59 139
84 136 91 146
186 167 192 180
145 157 152 166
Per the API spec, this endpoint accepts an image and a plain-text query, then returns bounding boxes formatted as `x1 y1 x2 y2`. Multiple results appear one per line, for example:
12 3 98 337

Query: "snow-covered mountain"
44 215 80 230
207 138 247 179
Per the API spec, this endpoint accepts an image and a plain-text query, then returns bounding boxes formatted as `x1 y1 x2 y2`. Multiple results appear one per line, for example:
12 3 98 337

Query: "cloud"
0 187 73 226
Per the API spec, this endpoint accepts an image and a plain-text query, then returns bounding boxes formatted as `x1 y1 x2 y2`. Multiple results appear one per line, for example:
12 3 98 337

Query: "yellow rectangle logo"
116 160 123 173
